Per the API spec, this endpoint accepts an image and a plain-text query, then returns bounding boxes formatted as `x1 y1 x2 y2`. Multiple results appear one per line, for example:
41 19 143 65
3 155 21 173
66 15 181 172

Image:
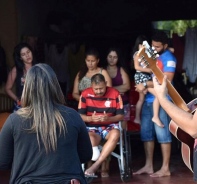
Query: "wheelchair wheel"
120 130 132 183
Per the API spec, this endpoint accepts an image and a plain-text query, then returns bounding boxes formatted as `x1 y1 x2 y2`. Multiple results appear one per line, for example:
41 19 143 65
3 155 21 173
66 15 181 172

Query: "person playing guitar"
153 75 197 182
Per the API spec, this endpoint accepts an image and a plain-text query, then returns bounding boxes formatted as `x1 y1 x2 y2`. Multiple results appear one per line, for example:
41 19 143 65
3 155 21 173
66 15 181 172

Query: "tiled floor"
0 133 196 184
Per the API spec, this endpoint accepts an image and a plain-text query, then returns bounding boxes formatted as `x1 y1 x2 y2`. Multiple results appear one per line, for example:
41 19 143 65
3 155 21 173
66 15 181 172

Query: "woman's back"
0 105 91 184
0 64 92 184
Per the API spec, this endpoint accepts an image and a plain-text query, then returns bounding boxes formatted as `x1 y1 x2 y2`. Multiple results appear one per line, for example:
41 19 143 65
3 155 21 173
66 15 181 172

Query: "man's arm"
135 80 153 92
100 112 124 124
163 72 174 82
80 112 124 125
153 76 197 138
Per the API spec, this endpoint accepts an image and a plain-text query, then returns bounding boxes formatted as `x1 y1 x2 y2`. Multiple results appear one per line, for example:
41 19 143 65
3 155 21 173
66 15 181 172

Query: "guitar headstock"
137 41 159 69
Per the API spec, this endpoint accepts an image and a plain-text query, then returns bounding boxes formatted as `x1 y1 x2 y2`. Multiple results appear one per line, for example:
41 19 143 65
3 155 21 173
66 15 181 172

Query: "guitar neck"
151 65 190 112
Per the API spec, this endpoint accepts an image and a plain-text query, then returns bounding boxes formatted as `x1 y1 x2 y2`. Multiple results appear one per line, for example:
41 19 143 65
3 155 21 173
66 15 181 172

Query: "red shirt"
78 87 124 125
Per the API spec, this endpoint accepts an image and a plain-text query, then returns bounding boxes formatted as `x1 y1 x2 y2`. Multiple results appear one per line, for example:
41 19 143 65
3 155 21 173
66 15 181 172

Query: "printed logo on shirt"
88 94 95 97
167 61 176 68
105 99 111 107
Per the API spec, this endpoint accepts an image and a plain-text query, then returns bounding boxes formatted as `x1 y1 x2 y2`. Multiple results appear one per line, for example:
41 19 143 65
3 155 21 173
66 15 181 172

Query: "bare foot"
133 166 153 175
150 169 171 177
134 118 141 124
85 163 100 176
101 170 109 178
152 117 164 128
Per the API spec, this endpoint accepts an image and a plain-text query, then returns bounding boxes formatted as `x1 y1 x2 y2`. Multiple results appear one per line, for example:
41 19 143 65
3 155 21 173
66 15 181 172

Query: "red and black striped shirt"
78 87 124 125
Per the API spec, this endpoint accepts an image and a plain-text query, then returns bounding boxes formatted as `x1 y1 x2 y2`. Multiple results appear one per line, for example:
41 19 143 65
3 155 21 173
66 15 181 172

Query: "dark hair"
85 48 100 59
151 30 169 45
132 35 148 56
78 48 100 81
13 42 36 74
130 35 148 71
106 47 121 67
91 73 105 85
106 47 129 75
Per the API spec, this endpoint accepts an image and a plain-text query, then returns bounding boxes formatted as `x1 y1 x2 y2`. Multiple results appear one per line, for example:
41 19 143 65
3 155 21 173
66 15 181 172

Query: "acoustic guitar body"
169 98 197 172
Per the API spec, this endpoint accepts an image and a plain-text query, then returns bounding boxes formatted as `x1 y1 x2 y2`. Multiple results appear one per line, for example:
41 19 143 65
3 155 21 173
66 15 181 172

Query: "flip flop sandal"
85 174 98 184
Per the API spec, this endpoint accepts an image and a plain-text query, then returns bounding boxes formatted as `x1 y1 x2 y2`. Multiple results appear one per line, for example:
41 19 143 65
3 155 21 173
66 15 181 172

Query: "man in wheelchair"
78 73 124 177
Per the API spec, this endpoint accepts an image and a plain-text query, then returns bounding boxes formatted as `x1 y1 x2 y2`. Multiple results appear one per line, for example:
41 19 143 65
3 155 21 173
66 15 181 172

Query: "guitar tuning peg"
152 46 155 50
156 54 159 58
154 50 157 54
138 56 144 62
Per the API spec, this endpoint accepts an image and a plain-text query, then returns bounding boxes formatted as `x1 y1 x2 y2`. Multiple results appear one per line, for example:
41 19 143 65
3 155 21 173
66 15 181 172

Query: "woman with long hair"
72 48 112 101
5 42 36 111
0 64 92 184
106 47 131 127
101 47 130 177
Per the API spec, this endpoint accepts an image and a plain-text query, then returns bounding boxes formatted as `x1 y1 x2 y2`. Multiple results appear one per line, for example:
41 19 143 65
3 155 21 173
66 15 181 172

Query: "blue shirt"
145 49 177 103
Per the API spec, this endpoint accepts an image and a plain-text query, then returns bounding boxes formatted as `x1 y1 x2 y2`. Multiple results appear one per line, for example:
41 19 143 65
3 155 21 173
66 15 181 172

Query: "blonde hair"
17 63 66 153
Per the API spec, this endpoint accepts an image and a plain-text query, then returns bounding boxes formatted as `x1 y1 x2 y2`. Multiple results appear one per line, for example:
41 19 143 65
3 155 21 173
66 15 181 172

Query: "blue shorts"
86 123 120 140
140 101 172 143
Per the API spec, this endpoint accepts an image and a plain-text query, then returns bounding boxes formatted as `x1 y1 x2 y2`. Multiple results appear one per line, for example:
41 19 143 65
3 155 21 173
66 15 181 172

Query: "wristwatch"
143 82 147 88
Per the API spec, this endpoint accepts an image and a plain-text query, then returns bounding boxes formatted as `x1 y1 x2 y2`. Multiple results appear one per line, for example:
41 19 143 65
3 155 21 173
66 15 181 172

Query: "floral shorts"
86 123 120 140
134 72 152 84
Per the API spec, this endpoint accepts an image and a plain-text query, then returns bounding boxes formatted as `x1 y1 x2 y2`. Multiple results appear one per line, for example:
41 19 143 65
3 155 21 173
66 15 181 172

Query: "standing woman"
0 64 92 184
106 48 131 128
5 43 36 111
103 47 131 177
72 48 112 101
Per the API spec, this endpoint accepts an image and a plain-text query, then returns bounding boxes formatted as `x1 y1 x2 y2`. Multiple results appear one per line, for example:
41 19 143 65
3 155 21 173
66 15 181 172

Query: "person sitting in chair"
78 73 124 177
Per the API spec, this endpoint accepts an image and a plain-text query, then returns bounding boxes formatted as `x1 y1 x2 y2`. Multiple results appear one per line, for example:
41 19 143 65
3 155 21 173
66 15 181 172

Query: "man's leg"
150 143 171 177
133 141 154 174
150 107 171 177
134 101 155 175
85 129 120 175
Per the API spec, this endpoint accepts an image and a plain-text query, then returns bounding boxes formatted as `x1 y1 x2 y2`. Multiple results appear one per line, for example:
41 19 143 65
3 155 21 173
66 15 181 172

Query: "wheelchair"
83 121 132 183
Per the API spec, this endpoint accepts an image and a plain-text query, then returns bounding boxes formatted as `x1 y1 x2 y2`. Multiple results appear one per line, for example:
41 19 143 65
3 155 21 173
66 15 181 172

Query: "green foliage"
154 20 197 36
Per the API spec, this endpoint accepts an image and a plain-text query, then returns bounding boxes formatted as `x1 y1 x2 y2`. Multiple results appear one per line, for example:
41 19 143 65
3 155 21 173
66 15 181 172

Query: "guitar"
137 41 196 172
